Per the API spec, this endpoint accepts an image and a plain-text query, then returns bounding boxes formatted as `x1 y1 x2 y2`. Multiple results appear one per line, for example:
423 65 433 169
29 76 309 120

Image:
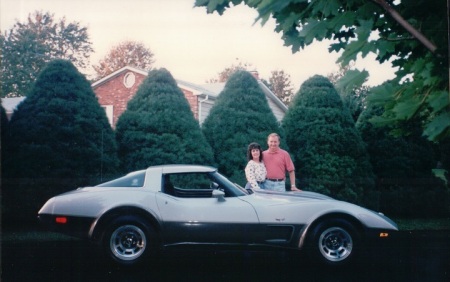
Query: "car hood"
240 190 397 230
253 190 333 201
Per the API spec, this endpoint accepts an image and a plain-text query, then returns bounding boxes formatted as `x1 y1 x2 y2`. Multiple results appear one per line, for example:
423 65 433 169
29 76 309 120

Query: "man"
262 133 300 192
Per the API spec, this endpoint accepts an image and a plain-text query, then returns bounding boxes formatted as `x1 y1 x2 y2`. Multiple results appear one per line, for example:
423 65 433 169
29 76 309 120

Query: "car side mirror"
212 189 225 202
210 182 219 189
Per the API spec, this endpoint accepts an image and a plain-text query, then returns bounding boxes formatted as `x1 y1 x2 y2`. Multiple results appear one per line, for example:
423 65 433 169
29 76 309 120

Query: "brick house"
92 66 287 128
2 66 288 127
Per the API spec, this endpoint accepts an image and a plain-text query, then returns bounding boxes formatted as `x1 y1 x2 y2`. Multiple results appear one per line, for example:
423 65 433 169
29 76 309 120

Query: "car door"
155 172 259 246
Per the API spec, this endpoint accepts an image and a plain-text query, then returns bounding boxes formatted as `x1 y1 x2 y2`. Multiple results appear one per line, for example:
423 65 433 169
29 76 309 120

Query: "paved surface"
1 230 449 281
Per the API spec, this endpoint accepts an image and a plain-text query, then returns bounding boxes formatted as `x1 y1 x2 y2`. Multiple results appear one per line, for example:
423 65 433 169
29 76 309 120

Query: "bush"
357 105 449 216
283 75 375 206
2 59 118 222
115 68 215 172
202 71 283 184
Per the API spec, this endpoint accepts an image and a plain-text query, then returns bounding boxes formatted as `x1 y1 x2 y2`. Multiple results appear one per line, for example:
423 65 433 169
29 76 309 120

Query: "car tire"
103 216 157 266
308 219 359 266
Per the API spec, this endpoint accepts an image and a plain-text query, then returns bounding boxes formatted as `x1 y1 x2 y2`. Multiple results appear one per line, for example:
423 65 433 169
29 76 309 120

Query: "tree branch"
371 0 437 53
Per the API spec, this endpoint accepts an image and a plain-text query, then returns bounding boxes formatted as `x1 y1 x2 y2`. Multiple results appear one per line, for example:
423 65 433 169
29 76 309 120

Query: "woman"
244 142 266 190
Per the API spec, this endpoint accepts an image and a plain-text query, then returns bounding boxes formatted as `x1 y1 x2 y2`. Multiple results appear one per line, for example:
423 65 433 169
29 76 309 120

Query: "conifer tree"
283 75 374 205
202 71 282 184
3 59 118 222
1 103 9 165
115 68 214 172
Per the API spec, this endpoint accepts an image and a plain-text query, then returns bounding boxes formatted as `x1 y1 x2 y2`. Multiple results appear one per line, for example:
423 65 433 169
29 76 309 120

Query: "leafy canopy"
93 40 155 79
195 0 449 141
0 11 93 97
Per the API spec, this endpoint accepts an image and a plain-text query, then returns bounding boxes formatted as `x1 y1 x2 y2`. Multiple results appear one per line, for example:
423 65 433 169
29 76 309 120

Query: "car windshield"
211 171 247 197
96 171 145 187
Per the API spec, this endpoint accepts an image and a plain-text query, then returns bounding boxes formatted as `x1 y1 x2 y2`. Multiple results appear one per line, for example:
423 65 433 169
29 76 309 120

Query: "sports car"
38 164 398 266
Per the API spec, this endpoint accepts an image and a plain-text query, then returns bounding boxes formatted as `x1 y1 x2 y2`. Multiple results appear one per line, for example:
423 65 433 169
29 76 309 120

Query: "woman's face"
251 148 260 160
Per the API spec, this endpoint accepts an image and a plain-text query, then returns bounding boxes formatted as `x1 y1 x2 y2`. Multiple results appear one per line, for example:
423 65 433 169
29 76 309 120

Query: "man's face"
267 136 280 152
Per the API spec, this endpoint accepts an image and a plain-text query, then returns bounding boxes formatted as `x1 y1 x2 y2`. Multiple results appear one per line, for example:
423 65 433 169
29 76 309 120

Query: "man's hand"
291 185 301 191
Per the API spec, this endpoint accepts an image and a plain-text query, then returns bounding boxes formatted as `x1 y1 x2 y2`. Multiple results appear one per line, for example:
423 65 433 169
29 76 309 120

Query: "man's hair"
267 133 280 141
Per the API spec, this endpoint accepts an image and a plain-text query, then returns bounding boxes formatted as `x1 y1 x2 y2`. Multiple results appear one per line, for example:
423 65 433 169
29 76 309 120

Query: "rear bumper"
38 214 96 239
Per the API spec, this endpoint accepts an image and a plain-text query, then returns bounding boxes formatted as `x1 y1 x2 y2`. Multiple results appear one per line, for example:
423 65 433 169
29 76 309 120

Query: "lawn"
393 217 450 231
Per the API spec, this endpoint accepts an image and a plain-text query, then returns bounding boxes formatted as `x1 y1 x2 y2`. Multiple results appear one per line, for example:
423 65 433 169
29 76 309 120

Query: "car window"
163 172 216 198
171 173 212 190
96 171 145 187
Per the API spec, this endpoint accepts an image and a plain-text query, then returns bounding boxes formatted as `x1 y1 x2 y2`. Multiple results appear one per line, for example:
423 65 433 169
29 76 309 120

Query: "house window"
123 72 136 88
101 105 114 126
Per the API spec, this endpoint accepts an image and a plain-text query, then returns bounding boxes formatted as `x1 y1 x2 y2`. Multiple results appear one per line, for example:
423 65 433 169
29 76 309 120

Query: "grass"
392 217 450 231
1 229 78 242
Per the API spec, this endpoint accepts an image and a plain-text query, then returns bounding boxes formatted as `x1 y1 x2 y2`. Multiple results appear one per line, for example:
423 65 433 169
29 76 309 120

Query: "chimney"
250 70 259 80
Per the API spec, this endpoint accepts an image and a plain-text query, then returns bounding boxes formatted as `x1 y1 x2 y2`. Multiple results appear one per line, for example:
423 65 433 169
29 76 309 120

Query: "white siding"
267 97 285 123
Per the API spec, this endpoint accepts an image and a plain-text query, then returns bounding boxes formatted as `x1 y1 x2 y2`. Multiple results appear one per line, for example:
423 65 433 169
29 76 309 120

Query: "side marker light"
55 217 67 224
379 232 389 238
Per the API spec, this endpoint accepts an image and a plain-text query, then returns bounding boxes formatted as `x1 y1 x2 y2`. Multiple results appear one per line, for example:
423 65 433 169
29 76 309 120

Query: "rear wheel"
103 216 156 265
308 219 359 266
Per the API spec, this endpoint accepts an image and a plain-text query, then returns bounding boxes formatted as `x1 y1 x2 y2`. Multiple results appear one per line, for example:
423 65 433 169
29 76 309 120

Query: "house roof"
175 79 218 97
91 66 149 88
179 80 288 112
1 97 26 113
3 66 287 116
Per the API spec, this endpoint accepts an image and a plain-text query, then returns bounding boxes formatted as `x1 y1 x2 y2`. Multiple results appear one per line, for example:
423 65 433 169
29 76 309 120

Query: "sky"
1 0 397 90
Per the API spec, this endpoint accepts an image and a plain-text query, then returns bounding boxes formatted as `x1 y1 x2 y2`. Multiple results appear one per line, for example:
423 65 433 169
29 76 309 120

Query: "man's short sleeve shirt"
263 148 295 179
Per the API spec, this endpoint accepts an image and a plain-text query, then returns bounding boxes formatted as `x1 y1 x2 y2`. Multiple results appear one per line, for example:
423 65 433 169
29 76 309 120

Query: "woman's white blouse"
245 160 267 190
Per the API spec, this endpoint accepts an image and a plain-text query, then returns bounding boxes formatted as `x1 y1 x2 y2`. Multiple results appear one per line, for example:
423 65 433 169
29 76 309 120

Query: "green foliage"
195 0 449 141
333 68 371 122
202 71 283 184
268 70 294 105
357 105 449 216
283 75 375 205
1 11 93 97
2 59 118 222
1 102 9 157
207 61 252 83
93 40 155 79
115 68 215 173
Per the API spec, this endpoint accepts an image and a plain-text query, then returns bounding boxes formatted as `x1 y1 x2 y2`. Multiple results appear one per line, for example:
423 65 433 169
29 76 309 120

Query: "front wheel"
308 219 359 266
103 216 156 265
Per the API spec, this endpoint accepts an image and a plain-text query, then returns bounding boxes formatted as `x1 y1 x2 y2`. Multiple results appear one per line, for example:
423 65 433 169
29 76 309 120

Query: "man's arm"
289 170 300 191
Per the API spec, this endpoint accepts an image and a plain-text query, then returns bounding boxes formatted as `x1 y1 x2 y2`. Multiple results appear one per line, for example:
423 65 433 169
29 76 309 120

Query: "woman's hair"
247 142 263 161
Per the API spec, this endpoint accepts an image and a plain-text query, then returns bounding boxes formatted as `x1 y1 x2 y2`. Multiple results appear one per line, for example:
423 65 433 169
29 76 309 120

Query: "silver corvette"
38 164 398 266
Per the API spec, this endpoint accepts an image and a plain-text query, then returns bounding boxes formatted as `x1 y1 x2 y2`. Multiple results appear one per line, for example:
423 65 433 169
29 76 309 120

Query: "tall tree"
268 69 294 105
3 59 118 222
202 70 282 184
0 11 93 97
282 75 375 206
207 61 252 83
328 66 370 122
195 0 449 141
93 40 155 79
115 68 214 173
